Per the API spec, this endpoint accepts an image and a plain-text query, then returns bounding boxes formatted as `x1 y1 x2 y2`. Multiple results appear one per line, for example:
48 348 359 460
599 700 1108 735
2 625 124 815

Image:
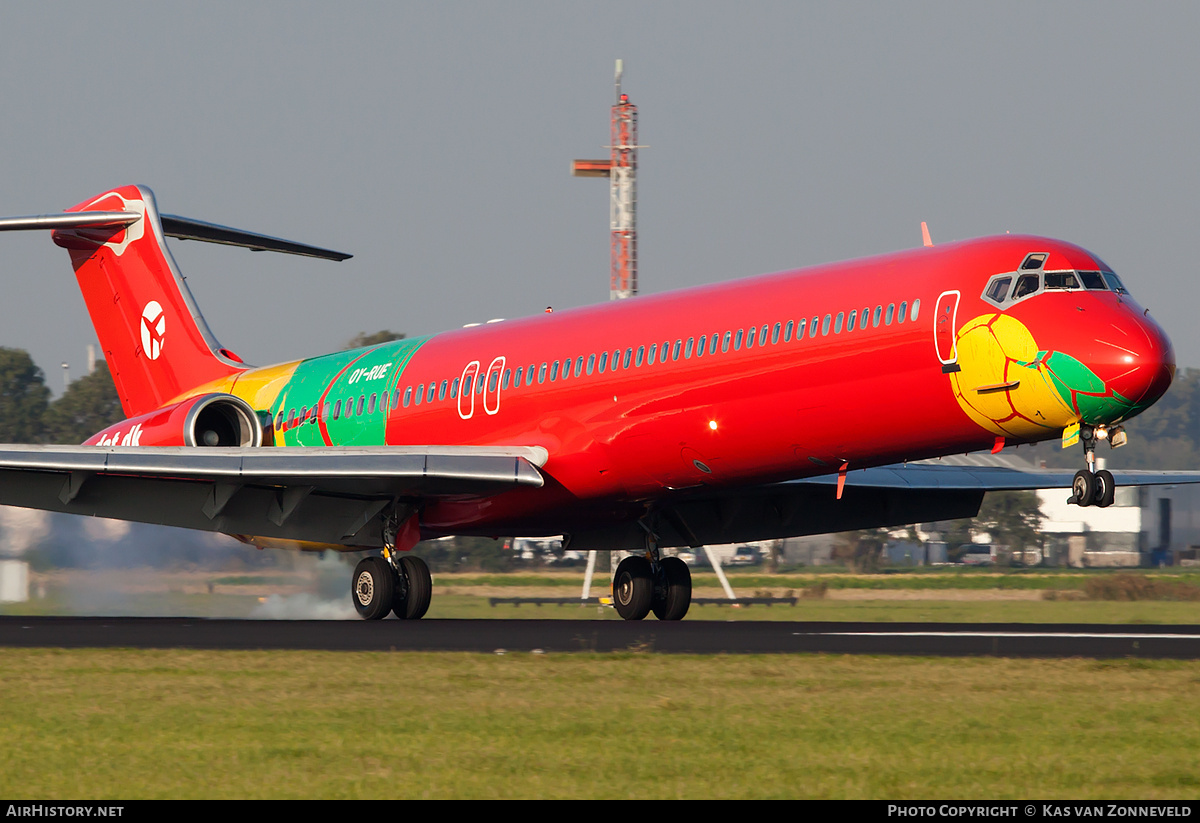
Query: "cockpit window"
1013 272 1041 299
1102 271 1129 294
1021 253 1048 270
1077 271 1107 290
1044 271 1080 290
985 276 1012 304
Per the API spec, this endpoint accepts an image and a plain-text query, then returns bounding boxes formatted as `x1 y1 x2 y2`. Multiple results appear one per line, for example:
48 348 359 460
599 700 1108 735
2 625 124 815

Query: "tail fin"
0 185 351 418
52 186 245 416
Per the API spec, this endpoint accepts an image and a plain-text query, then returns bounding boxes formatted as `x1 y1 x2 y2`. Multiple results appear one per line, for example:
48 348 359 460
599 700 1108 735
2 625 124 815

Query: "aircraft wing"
0 444 546 549
566 455 1200 553
799 462 1200 491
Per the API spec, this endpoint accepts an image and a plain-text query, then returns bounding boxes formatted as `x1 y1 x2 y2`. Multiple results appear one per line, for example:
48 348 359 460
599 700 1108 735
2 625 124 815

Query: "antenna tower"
572 59 643 300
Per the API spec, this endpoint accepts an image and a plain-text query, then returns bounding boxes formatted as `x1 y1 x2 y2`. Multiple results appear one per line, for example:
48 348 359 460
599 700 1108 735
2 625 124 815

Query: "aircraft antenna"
572 59 645 300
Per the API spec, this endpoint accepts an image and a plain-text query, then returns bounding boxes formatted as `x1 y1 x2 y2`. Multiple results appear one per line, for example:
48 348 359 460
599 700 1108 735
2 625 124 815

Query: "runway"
2 616 1200 657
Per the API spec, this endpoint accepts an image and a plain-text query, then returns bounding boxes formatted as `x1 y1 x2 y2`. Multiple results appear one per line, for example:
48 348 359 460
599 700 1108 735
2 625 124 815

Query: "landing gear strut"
1070 425 1116 508
612 528 693 621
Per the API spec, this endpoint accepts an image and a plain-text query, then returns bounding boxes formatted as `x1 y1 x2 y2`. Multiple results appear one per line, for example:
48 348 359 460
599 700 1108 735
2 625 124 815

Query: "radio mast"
572 59 643 300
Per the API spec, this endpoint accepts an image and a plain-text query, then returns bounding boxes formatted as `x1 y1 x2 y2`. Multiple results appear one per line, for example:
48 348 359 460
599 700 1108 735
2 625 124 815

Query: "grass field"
4 566 1200 623
1 649 1198 799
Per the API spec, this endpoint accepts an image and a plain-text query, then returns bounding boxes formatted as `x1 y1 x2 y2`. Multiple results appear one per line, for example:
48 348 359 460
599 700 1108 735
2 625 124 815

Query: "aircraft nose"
1107 313 1175 416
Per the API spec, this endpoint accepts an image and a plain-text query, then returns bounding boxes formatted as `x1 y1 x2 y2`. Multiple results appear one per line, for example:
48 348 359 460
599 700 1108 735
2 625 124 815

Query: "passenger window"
414 386 423 406
672 340 682 360
647 344 656 365
771 323 780 344
872 306 882 327
275 411 284 430
710 334 719 355
332 400 341 420
1014 273 1040 299
513 368 522 388
587 354 595 375
810 316 819 338
784 320 793 342
636 346 645 366
429 383 439 402
834 312 844 334
599 352 608 372
488 371 498 392
369 394 377 414
886 304 895 325
795 318 806 339
685 338 694 358
745 327 755 349
759 326 769 346
356 396 365 416
821 314 831 335
910 299 920 322
623 348 633 368
538 363 547 383
722 332 731 353
451 379 459 399
503 370 511 390
734 330 744 350
898 301 907 323
562 358 572 380
551 361 560 381
848 310 857 331
402 387 412 408
576 356 585 376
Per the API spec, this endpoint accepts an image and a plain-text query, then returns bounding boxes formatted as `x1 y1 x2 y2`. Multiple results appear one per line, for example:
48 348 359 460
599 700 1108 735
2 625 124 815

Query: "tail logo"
140 301 166 360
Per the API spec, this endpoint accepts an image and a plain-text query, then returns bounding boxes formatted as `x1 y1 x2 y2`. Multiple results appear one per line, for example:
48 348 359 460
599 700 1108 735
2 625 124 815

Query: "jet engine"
84 393 264 448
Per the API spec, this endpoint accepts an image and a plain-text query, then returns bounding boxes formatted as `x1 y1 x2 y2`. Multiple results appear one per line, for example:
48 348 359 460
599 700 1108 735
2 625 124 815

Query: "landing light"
1095 426 1109 441
708 420 719 431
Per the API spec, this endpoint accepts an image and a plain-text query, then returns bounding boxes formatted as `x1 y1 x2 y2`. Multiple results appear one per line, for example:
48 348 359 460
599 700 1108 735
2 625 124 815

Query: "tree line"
0 348 124 445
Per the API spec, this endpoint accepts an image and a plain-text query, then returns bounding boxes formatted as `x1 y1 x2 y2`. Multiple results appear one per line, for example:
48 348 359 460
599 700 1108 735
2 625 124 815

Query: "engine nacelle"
85 393 264 448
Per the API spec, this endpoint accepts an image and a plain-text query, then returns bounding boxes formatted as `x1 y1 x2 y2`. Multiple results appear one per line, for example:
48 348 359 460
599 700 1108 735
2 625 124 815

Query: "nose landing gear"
1068 424 1118 508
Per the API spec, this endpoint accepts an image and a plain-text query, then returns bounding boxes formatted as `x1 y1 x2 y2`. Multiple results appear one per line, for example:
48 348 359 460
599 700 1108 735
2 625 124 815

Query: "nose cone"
1107 313 1175 418
1033 300 1175 426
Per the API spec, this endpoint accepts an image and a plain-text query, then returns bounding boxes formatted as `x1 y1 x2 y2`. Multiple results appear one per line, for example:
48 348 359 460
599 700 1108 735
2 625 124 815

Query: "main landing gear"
612 533 693 621
1069 424 1119 508
352 550 432 620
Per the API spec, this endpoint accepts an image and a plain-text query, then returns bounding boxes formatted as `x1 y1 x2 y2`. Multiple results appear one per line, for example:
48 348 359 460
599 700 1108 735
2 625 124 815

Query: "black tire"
1072 470 1096 507
352 556 395 620
393 555 432 620
651 556 692 621
613 556 653 621
1095 469 1116 508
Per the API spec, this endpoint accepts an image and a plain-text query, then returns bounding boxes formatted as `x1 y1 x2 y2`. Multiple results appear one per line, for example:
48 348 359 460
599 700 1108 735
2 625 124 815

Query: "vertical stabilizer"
52 186 246 417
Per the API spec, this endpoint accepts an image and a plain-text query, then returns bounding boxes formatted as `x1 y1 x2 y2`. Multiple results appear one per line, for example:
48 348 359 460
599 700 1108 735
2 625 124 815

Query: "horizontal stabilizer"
160 215 352 261
0 212 140 232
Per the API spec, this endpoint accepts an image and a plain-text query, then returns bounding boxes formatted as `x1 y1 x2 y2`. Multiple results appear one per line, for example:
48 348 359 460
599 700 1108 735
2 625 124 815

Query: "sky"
2 2 1199 392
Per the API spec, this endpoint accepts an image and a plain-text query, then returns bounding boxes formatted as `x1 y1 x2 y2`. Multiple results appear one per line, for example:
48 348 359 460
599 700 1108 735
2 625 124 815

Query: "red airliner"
0 186 1189 621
